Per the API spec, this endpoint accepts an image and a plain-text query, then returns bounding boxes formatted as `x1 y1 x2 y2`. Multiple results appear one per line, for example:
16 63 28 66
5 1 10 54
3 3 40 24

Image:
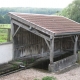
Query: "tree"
0 15 5 23
4 14 10 23
60 0 80 23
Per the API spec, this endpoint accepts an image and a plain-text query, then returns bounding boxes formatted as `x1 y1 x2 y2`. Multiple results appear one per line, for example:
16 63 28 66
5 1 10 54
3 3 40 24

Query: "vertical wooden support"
74 35 78 55
41 47 44 57
7 29 11 42
44 39 50 50
11 20 15 59
48 34 54 72
11 22 14 38
74 35 78 62
13 26 20 37
50 34 54 64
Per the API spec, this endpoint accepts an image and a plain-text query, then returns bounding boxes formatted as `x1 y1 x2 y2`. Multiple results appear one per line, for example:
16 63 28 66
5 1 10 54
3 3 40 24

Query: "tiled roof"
10 13 80 35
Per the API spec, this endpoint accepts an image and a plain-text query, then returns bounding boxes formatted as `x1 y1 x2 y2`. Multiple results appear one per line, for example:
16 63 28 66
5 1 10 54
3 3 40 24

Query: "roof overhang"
9 12 80 37
9 12 54 36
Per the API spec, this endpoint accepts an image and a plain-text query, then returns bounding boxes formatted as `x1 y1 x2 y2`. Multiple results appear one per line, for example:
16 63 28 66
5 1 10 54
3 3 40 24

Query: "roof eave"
55 31 80 36
9 12 55 36
9 12 80 38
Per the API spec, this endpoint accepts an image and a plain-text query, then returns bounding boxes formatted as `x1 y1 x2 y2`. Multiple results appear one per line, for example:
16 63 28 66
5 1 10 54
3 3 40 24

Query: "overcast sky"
0 0 74 8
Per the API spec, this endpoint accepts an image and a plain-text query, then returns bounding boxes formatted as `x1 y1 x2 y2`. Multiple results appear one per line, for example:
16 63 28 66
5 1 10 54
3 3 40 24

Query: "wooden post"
41 47 44 57
44 39 50 50
13 26 20 37
11 20 15 60
50 34 54 64
48 34 54 72
74 35 78 55
74 35 78 62
7 29 11 42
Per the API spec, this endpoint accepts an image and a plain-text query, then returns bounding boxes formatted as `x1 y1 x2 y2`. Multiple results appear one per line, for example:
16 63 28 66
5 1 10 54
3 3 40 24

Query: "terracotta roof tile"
11 13 80 34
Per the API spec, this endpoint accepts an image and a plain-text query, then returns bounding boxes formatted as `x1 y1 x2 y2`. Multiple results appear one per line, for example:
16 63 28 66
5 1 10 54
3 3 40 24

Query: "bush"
34 76 57 80
42 76 57 80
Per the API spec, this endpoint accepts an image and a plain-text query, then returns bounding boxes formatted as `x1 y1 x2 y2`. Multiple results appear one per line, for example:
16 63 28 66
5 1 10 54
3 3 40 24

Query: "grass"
0 24 11 43
34 76 57 80
42 76 57 80
0 24 10 28
0 33 8 43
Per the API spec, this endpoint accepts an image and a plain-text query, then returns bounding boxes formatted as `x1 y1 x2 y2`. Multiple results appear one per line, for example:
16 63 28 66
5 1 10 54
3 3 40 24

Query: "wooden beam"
13 26 20 37
12 19 50 41
50 35 54 64
55 32 80 36
41 47 44 57
74 35 78 55
11 21 14 37
7 29 11 42
44 39 50 50
31 29 50 41
11 21 15 60
9 13 52 35
71 36 74 43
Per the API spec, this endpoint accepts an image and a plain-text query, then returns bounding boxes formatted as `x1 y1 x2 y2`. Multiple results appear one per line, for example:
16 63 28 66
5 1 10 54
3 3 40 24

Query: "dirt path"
0 64 80 80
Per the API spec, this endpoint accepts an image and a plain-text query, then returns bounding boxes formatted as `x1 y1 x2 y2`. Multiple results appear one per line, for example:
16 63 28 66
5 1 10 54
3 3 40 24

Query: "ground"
0 64 80 80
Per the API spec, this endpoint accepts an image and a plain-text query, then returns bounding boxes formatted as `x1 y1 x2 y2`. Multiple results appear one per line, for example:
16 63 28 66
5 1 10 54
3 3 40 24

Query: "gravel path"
0 64 80 80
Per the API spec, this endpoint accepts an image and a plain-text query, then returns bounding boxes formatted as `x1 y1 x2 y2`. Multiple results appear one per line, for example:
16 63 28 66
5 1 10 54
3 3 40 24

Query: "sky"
0 0 74 8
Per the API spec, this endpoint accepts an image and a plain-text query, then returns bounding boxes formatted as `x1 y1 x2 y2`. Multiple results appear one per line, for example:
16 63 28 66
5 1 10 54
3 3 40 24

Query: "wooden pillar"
74 35 78 55
48 34 54 72
11 20 15 59
7 29 11 42
11 22 14 38
50 34 54 64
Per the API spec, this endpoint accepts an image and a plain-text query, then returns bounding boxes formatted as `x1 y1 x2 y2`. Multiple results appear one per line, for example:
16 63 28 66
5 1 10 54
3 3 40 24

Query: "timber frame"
9 12 80 72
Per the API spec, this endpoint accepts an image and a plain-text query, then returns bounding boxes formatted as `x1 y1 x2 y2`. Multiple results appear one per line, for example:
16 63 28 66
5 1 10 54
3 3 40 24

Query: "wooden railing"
53 54 77 72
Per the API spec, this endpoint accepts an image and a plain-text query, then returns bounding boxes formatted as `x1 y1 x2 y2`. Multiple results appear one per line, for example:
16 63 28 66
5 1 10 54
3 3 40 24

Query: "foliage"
0 15 5 23
0 24 11 43
34 76 57 80
0 7 62 24
4 14 10 23
0 33 7 43
59 0 80 23
0 24 10 28
0 7 62 15
0 14 10 24
42 76 57 80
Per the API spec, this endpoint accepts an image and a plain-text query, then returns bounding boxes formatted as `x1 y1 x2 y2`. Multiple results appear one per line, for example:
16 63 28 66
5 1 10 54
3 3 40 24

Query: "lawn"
0 24 11 43
0 24 10 28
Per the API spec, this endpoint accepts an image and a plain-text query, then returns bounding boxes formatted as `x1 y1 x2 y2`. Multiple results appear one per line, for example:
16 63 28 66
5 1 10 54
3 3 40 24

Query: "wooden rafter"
13 26 20 37
71 36 74 43
11 19 50 41
44 39 50 50
9 13 52 35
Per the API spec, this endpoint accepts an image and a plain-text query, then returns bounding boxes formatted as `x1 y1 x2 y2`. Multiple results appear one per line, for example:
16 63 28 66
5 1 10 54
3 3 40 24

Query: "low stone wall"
0 42 13 64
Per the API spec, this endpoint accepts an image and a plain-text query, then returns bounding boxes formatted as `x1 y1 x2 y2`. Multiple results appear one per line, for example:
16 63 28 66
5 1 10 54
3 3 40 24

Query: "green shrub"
34 76 57 80
42 76 57 80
